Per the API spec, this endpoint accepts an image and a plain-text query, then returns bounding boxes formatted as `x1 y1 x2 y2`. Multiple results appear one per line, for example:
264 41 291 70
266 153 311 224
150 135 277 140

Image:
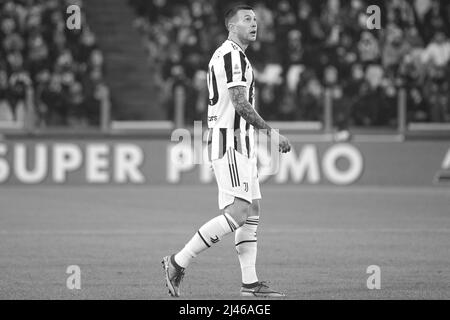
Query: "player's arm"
229 86 271 132
229 86 291 153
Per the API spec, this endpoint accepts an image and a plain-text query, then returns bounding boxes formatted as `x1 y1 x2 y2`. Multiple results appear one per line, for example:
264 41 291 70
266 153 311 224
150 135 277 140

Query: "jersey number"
207 66 219 106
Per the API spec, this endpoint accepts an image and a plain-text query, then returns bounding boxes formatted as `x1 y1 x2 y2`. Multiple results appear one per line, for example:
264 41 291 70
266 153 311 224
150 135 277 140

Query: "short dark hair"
224 4 254 30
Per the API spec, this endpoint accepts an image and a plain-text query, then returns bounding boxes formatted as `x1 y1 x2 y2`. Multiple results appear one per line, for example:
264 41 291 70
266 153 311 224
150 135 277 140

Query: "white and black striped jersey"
206 39 256 161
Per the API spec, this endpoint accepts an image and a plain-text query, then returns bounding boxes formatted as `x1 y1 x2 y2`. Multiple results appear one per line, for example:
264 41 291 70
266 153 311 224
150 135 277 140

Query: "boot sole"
162 256 178 297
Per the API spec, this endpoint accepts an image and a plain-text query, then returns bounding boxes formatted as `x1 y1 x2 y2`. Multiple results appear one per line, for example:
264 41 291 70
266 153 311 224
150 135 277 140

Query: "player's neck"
227 35 248 51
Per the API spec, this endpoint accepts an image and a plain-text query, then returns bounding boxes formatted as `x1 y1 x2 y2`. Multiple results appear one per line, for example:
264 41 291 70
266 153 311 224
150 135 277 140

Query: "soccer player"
162 4 291 297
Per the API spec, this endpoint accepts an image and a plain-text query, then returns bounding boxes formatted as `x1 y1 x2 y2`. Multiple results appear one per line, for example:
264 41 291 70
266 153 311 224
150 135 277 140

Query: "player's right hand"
277 133 291 153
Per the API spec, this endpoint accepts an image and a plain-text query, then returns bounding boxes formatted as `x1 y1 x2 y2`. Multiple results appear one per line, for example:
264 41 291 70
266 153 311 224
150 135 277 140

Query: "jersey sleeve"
222 49 248 89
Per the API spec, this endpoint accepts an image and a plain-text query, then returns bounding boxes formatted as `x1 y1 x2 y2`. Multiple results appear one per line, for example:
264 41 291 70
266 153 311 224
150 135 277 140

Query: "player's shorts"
212 148 261 210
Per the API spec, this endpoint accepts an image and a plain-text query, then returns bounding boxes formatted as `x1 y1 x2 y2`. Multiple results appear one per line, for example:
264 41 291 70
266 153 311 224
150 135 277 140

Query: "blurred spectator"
296 70 323 121
382 25 412 76
0 69 13 121
358 31 381 66
0 0 109 128
129 0 450 126
421 31 450 67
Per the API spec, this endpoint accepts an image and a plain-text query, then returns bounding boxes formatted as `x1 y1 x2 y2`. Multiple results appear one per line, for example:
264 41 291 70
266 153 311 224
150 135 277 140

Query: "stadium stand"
0 0 109 127
128 0 450 127
85 0 166 122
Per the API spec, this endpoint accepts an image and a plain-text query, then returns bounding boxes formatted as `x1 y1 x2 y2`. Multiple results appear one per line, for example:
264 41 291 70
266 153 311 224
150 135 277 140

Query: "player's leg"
163 197 248 297
174 198 246 269
171 149 254 271
235 155 261 286
235 199 260 285
163 149 254 297
235 161 285 297
236 199 285 297
173 196 250 270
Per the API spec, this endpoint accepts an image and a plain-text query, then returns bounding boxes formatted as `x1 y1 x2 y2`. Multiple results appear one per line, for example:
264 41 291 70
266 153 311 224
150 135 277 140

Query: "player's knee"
228 209 248 227
249 200 260 217
225 199 250 227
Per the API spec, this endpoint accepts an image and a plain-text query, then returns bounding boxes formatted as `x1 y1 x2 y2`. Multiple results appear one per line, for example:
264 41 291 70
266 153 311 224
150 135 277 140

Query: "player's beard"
239 31 256 45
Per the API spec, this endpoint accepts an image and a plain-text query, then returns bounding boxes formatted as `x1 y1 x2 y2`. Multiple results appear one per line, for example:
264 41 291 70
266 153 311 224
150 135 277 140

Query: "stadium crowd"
0 0 108 127
130 0 450 127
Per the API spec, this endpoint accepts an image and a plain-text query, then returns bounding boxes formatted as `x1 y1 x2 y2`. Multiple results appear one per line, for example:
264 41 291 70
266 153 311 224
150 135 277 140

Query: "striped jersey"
206 39 256 161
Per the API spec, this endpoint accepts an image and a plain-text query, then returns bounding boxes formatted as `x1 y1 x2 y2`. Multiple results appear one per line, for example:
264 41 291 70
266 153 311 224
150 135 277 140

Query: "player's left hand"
278 133 291 153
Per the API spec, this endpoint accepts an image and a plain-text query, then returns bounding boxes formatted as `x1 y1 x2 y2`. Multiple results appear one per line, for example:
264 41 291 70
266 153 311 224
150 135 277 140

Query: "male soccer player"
162 4 291 297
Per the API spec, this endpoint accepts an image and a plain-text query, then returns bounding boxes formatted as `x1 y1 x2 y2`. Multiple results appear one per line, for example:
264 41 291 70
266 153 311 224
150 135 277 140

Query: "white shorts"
212 148 261 210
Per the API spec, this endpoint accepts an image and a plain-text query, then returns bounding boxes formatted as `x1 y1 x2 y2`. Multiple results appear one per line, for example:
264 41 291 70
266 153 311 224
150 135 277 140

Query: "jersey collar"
226 39 245 53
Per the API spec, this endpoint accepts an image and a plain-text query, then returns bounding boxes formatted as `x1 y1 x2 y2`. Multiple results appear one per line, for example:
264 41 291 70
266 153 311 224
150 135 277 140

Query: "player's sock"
235 215 259 285
174 213 238 268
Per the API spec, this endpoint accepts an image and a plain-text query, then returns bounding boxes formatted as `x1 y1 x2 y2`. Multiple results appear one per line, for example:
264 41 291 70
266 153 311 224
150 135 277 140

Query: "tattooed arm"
229 86 272 134
229 86 291 153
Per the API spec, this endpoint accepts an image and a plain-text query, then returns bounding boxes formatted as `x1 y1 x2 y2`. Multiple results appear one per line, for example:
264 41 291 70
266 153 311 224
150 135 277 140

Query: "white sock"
175 213 238 268
235 216 259 285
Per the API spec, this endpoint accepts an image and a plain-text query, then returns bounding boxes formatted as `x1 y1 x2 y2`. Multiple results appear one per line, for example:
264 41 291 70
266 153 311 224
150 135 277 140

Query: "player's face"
233 10 257 43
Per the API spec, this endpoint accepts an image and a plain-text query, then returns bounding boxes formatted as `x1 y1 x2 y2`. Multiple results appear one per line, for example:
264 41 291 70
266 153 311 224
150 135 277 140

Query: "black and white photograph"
0 0 449 309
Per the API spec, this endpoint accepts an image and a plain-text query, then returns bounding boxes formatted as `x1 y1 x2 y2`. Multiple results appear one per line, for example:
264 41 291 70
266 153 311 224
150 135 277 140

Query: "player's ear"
227 15 238 33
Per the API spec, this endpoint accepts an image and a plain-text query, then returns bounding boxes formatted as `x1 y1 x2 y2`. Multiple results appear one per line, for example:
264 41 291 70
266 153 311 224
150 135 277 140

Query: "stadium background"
0 0 449 299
